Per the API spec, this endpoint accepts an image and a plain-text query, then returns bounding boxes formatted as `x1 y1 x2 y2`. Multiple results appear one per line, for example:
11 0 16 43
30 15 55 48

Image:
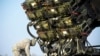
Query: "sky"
0 0 100 56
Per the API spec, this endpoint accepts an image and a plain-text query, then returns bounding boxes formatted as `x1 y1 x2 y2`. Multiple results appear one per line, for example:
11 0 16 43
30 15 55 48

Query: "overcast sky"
0 0 100 56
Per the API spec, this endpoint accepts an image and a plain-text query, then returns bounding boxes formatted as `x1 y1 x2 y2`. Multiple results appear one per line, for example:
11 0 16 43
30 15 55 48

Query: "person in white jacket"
12 38 37 56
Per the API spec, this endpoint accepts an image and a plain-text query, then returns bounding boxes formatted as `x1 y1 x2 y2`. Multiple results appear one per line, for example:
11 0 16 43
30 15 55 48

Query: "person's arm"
25 43 31 56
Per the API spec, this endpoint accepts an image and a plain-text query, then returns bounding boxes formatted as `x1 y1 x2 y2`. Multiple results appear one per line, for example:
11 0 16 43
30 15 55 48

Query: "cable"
27 22 38 39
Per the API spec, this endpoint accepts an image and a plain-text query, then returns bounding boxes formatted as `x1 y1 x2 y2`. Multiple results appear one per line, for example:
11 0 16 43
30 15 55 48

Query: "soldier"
12 38 37 56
